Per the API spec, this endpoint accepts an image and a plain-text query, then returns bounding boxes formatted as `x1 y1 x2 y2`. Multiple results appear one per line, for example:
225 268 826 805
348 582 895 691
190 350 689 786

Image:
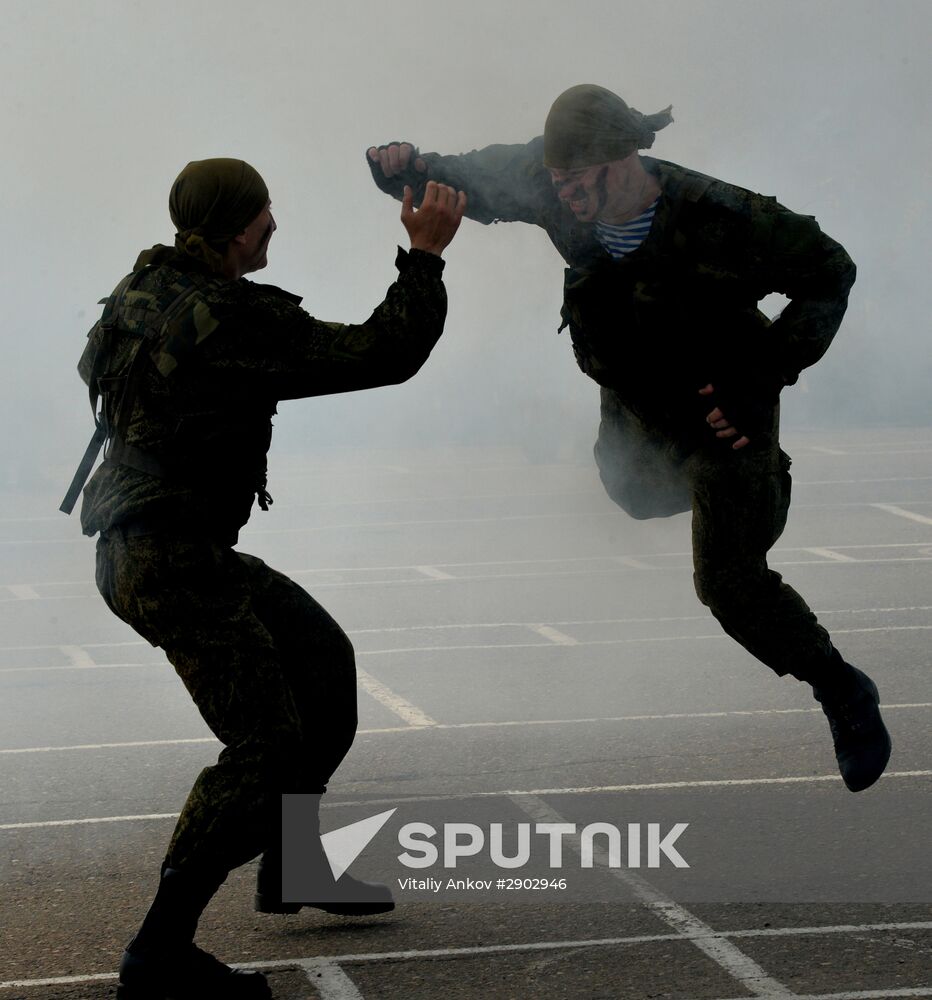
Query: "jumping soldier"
366 84 891 794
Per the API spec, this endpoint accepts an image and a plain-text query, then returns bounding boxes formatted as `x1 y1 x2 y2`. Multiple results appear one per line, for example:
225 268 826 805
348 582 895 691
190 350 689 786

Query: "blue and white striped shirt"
595 198 659 259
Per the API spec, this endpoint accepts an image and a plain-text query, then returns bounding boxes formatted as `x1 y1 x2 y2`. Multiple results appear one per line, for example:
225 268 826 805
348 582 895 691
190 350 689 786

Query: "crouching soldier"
63 157 465 999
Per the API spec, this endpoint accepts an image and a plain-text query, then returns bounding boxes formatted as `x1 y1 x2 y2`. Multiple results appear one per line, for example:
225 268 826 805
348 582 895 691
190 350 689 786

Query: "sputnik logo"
320 808 397 879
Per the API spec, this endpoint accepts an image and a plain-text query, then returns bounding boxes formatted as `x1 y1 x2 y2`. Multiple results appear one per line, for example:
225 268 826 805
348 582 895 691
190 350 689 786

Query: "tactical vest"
556 164 776 426
61 267 275 520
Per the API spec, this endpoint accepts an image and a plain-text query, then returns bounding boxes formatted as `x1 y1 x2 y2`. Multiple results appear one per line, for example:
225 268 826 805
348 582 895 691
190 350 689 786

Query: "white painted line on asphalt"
15 549 927 600
239 922 932 964
804 547 859 563
757 556 932 567
798 475 932 485
2 542 932 599
3 704 931 755
0 476 927 527
833 626 932 635
351 606 932 633
512 794 795 997
5 584 39 600
725 922 932 939
527 624 579 645
359 623 932 659
355 667 438 728
2 604 930 655
0 593 88 603
223 511 626 538
2 620 930 674
0 515 73 523
845 446 932 455
0 972 117 989
319 772 932 811
259 487 597 510
5 923 930 991
413 565 455 580
6 490 932 544
0 812 179 830
0 737 217 755
59 644 97 668
299 960 365 999
709 990 932 1000
5 772 929 831
360 704 932 735
0 638 148 651
871 503 932 527
614 555 656 570
808 445 847 455
0 661 161 674
2 605 929 654
350 615 708 635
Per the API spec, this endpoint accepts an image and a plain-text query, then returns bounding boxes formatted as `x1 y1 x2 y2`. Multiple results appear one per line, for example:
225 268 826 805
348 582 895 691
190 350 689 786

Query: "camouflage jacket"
78 245 447 541
369 138 856 429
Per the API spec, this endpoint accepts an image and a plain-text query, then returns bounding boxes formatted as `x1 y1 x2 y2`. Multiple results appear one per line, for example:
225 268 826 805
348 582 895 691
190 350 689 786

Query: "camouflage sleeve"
196 248 448 400
745 196 857 384
368 137 553 226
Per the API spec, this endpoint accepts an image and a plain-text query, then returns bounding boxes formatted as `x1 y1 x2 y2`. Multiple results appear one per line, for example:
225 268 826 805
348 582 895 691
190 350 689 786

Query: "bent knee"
694 567 773 618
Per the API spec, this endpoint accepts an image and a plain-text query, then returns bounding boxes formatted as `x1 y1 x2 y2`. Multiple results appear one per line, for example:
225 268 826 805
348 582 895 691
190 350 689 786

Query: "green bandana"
168 158 269 272
543 85 673 169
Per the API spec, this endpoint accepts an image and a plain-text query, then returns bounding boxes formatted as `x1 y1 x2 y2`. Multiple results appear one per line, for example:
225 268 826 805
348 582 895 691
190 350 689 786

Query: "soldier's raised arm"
367 137 551 226
188 179 468 401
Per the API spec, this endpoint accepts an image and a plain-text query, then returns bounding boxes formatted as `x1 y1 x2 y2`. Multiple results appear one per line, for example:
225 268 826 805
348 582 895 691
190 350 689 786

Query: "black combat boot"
117 863 270 999
812 652 892 793
255 843 394 916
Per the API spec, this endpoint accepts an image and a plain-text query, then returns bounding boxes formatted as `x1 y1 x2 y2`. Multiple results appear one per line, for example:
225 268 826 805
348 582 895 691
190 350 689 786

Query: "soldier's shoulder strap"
59 269 216 514
671 162 779 238
60 269 146 515
655 164 714 257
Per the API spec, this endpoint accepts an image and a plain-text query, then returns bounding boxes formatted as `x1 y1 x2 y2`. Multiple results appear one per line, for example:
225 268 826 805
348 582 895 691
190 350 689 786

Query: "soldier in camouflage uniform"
67 158 465 999
367 84 891 795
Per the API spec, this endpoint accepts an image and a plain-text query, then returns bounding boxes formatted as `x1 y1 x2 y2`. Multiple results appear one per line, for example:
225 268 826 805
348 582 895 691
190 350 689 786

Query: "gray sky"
2 0 930 489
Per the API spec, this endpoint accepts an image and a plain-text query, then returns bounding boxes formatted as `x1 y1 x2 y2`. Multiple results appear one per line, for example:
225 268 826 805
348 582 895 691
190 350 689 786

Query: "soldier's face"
549 164 610 221
239 200 277 274
548 156 638 223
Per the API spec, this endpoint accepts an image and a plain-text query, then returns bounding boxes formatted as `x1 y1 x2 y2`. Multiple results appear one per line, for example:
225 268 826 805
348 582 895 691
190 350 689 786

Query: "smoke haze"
1 0 929 487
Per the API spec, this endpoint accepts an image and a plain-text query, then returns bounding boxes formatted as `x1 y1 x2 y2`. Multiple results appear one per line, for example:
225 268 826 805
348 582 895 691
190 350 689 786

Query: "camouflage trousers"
594 387 833 680
95 529 357 875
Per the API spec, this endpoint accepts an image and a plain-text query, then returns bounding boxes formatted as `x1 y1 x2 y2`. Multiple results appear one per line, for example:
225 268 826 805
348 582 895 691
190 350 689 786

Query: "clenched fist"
367 142 427 178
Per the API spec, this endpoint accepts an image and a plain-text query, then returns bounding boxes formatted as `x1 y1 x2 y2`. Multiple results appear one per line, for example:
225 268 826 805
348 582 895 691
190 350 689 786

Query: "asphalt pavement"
1 428 930 999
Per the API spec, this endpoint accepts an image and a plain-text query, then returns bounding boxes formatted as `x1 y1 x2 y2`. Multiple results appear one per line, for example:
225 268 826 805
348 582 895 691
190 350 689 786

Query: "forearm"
280 248 448 399
732 194 855 384
767 235 856 384
203 249 448 399
368 138 550 225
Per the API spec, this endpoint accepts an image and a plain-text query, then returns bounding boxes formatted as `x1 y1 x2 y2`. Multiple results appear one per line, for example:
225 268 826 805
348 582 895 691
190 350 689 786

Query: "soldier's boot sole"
254 889 395 916
117 946 271 1000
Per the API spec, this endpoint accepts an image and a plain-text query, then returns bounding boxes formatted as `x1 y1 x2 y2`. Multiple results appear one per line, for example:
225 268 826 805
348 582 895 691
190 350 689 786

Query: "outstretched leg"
687 428 890 791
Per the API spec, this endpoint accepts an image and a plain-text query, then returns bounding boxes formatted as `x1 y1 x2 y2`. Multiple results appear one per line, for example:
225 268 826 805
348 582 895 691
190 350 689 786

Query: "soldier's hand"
699 384 750 450
401 181 467 257
367 142 427 178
